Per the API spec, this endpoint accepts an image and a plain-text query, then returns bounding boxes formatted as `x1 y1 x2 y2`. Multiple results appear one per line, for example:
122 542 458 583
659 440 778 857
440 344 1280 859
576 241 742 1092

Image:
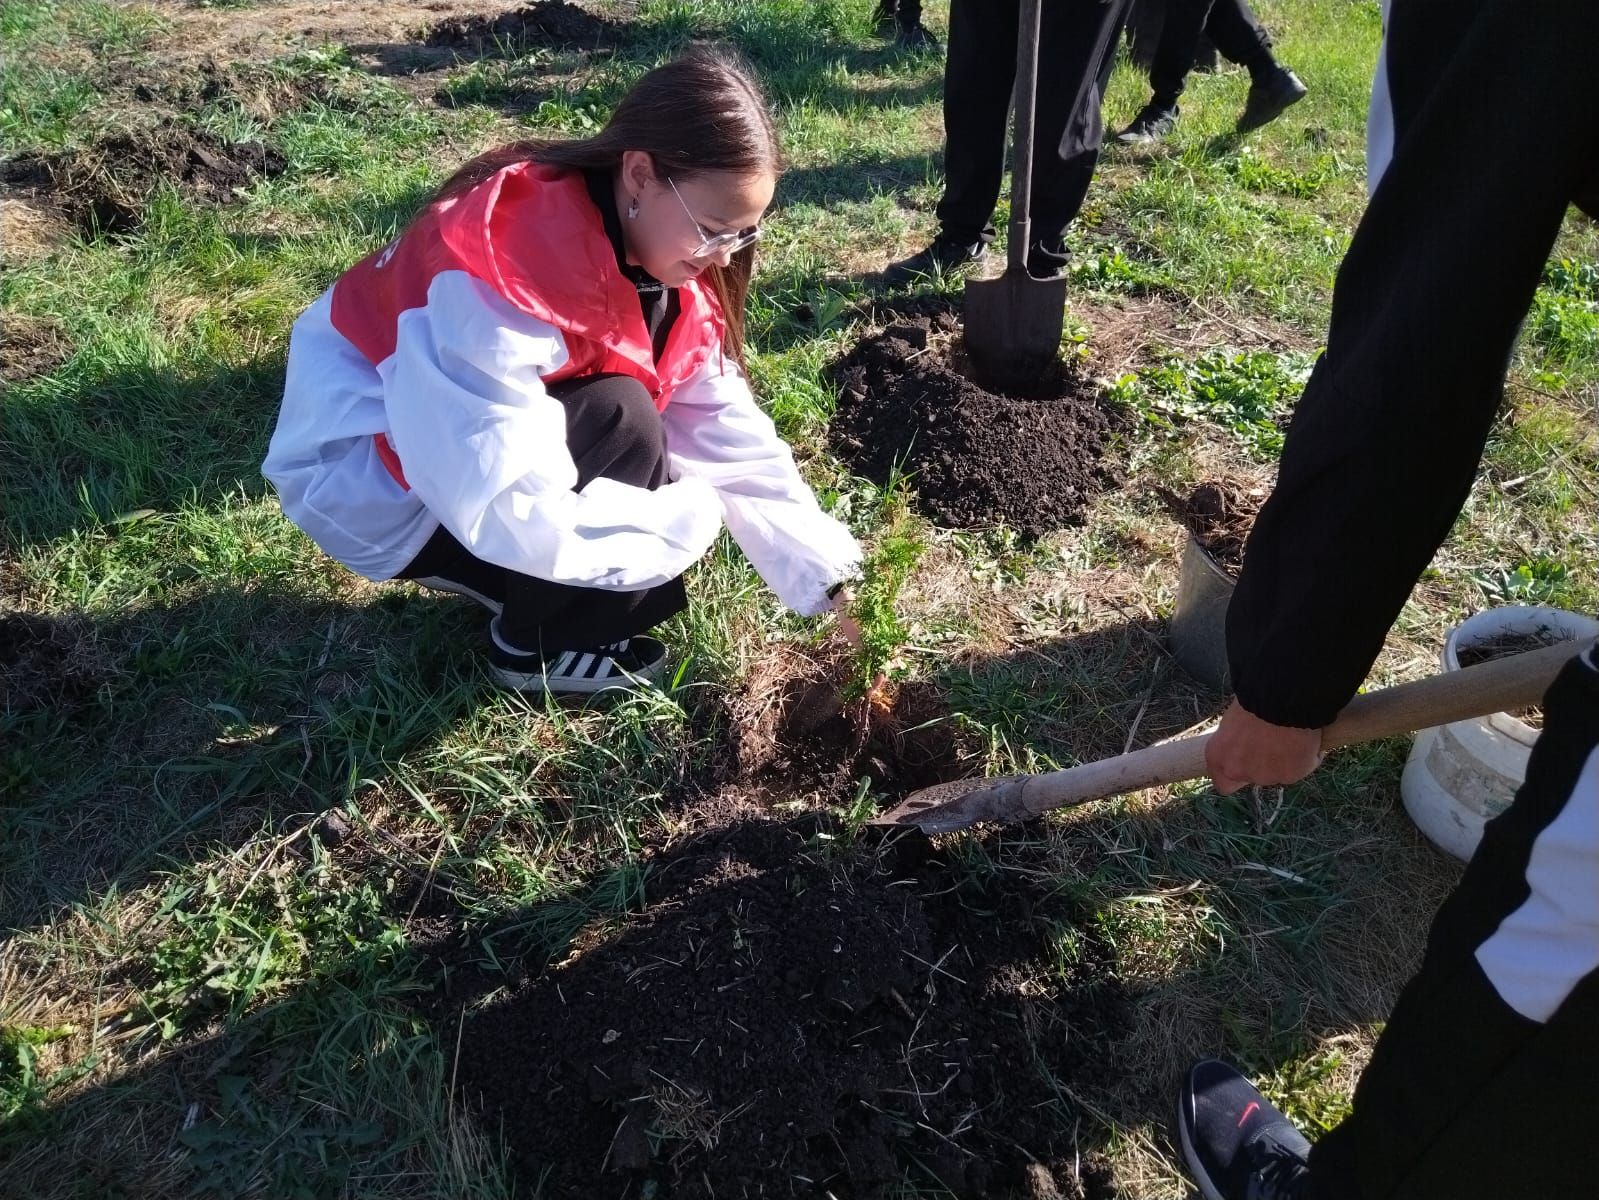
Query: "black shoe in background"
1238 67 1308 132
1116 99 1180 145
895 22 940 51
1026 238 1069 281
488 618 668 695
880 236 985 287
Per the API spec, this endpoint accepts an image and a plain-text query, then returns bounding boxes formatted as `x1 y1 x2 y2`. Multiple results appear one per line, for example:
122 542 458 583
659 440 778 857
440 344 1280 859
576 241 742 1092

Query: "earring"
627 198 639 220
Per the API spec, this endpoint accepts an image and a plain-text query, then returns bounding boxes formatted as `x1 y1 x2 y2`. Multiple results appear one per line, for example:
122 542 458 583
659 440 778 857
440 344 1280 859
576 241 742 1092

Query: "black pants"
935 0 1130 267
1309 650 1599 1198
1149 0 1274 106
873 0 922 28
396 373 688 655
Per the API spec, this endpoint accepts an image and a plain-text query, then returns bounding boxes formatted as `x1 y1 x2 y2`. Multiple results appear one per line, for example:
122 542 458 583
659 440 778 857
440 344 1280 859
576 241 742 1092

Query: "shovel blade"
962 267 1067 391
868 775 1026 834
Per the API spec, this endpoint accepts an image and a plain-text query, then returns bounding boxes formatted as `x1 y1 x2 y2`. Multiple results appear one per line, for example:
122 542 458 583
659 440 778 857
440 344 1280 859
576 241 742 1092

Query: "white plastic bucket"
1401 605 1599 861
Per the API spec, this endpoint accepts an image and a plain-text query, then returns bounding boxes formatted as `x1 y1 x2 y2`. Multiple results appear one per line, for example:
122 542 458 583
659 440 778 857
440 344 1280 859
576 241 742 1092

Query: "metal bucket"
1169 535 1235 691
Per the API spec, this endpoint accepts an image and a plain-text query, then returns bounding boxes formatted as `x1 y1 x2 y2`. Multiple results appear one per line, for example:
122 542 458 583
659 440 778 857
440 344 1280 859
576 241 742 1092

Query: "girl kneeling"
265 51 861 694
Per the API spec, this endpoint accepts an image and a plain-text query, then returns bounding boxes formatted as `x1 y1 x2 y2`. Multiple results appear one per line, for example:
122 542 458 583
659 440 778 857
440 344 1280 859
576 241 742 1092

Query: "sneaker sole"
1174 1092 1227 1200
491 656 666 696
412 576 503 615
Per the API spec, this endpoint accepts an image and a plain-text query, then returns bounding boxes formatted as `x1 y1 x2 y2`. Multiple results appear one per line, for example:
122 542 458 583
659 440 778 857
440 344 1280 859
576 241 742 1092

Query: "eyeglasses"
667 176 761 260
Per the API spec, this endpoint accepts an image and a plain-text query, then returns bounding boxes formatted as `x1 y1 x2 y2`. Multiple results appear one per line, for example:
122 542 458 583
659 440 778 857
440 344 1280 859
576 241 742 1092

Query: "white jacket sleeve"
662 360 862 615
382 272 722 589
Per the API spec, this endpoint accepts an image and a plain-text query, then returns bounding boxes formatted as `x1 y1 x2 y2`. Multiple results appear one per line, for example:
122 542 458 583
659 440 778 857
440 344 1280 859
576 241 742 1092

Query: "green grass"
2 0 1596 1196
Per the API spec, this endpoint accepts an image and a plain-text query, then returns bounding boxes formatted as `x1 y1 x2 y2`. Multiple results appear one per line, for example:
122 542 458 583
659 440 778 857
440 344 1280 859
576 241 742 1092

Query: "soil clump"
452 812 1127 1199
1156 477 1267 575
829 313 1123 535
0 613 117 713
0 119 285 237
424 1 625 52
719 642 978 802
0 313 73 383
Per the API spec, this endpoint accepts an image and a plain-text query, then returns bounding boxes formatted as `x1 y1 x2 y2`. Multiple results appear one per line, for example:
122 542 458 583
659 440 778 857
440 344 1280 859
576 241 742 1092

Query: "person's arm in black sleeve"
1224 0 1599 730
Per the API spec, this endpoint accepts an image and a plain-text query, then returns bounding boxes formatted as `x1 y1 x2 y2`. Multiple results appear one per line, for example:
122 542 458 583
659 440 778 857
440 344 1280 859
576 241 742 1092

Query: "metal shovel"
962 0 1066 390
872 636 1595 835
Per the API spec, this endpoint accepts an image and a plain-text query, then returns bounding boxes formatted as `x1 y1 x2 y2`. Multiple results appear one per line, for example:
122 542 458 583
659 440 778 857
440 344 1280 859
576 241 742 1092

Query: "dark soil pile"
1156 478 1267 575
0 613 115 712
720 643 978 800
424 1 624 51
0 312 72 383
829 313 1123 534
452 814 1126 1199
105 58 340 120
0 119 286 236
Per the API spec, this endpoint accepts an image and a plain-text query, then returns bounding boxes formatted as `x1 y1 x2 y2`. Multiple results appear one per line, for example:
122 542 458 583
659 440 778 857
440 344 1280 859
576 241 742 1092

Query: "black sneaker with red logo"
1177 1060 1312 1200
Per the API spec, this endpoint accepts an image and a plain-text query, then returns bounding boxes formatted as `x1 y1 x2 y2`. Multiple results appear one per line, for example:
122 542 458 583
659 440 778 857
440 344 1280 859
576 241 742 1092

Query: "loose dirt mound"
453 814 1126 1199
721 642 977 799
103 57 341 121
1155 477 1267 575
0 313 72 383
0 613 117 712
829 313 1123 534
0 119 285 237
424 1 624 51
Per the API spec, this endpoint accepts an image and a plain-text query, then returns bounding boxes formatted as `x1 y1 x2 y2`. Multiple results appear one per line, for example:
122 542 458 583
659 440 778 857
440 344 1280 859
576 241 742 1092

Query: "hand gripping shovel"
873 636 1595 835
961 0 1066 390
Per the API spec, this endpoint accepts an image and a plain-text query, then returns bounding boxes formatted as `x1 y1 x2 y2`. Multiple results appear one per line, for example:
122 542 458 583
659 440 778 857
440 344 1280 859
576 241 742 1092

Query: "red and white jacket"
264 162 860 614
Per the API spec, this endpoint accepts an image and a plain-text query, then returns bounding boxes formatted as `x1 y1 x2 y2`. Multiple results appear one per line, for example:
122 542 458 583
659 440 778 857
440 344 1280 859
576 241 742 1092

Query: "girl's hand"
830 587 863 647
831 586 891 702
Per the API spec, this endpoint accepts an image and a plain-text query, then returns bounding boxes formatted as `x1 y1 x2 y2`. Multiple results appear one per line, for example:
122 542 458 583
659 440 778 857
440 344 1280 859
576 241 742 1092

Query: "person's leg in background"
1179 648 1599 1199
1026 0 1131 278
882 0 1017 285
890 0 937 49
1207 0 1307 132
1153 0 1218 107
1117 0 1218 144
1121 0 1305 143
399 372 686 692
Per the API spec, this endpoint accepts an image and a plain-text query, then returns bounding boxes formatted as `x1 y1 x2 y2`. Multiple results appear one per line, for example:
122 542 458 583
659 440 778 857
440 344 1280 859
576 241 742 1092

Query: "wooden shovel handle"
1007 636 1592 819
1320 635 1586 748
1007 0 1043 268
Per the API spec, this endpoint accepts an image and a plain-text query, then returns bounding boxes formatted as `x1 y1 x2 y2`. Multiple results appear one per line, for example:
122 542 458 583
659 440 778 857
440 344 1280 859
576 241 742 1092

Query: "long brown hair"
433 47 780 367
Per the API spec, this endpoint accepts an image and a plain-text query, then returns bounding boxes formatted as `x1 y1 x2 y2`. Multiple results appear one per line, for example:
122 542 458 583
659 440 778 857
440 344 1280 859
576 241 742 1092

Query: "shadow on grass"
2 355 288 549
777 151 940 210
2 180 442 551
1 604 1463 1197
346 3 944 119
0 807 1134 1198
0 587 491 932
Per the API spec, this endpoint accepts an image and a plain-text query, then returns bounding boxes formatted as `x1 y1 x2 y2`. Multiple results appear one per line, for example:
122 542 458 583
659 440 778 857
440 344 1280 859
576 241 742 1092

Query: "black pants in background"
396 373 688 655
1149 0 1274 106
1309 650 1599 1198
935 0 1130 268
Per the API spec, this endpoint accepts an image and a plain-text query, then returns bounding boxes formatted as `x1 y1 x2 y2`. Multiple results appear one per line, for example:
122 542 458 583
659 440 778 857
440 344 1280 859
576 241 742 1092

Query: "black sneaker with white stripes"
487 617 668 695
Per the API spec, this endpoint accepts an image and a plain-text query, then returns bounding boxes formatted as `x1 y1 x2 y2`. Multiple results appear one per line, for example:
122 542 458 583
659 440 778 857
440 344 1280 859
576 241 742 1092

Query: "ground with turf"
3 2 1596 1197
